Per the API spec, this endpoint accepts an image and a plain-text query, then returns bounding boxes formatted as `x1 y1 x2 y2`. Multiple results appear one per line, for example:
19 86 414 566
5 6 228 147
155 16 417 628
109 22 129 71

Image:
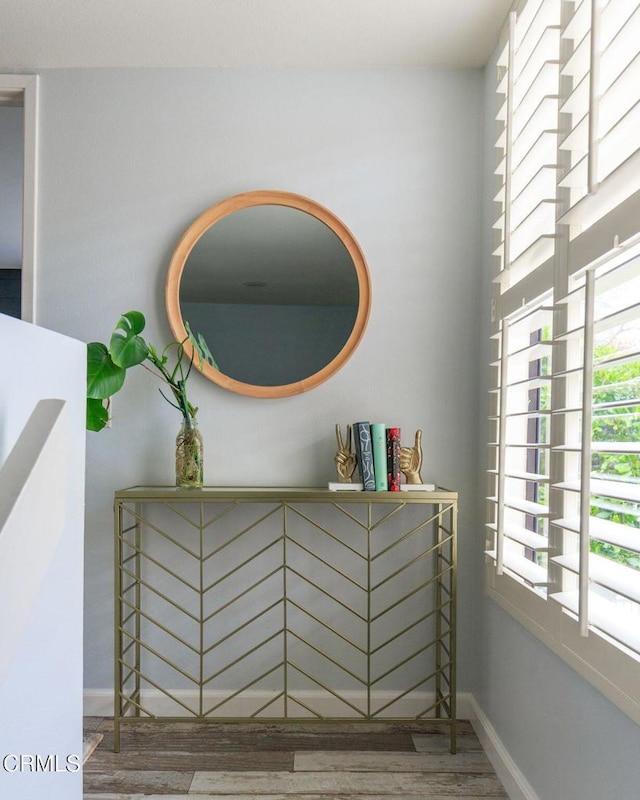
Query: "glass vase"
175 417 203 488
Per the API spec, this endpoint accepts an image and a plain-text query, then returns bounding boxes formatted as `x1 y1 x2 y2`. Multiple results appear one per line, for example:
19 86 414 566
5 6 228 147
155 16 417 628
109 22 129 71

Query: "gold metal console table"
114 486 457 751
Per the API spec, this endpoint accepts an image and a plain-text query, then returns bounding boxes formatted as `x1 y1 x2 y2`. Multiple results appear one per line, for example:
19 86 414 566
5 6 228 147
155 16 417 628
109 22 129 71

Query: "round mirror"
166 191 371 398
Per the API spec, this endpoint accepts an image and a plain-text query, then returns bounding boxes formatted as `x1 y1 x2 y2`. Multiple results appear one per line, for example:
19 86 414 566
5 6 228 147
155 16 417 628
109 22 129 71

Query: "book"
328 482 364 491
386 427 401 491
352 420 364 479
370 423 388 491
353 421 376 491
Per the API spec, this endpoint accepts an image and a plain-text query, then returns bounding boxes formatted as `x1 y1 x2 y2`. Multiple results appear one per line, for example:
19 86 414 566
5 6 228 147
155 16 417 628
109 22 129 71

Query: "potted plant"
86 310 214 487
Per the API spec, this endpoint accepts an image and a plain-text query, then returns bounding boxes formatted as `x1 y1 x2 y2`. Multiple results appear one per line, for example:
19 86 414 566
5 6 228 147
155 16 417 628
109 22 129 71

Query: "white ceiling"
0 0 512 69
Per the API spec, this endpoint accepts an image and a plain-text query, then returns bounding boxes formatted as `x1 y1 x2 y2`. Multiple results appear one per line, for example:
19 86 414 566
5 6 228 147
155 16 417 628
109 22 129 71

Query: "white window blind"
552 247 640 654
493 0 562 294
487 301 553 588
559 0 640 234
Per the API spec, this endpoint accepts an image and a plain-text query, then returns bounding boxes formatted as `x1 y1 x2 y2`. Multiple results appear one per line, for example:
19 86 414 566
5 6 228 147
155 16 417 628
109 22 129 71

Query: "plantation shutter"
488 0 640 720
493 0 562 302
559 0 640 241
552 247 640 653
489 0 560 586
488 302 553 587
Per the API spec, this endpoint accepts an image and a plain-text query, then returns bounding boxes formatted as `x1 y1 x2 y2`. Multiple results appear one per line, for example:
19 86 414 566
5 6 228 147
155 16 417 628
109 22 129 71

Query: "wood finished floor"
83 717 507 799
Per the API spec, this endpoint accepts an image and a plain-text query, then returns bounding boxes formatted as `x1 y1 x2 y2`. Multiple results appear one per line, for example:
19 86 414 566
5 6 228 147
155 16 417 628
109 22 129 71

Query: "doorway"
0 75 38 322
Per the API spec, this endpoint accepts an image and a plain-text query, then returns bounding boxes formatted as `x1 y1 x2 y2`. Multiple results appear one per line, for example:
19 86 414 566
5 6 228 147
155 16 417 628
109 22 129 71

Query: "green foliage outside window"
591 342 640 570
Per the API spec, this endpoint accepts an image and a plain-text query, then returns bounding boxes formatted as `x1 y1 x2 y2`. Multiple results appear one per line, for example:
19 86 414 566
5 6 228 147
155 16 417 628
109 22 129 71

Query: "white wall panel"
0 314 85 800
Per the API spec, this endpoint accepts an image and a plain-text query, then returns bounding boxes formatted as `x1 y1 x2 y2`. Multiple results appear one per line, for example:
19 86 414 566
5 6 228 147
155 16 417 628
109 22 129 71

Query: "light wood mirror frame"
166 190 371 398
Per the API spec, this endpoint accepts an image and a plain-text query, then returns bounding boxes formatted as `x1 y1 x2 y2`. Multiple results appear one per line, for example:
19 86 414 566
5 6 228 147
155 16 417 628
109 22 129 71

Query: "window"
488 302 553 589
493 0 561 294
559 0 640 232
553 248 640 654
488 0 640 723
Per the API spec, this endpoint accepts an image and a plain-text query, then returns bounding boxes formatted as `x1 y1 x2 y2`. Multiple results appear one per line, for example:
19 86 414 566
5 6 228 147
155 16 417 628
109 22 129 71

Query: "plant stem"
140 357 196 424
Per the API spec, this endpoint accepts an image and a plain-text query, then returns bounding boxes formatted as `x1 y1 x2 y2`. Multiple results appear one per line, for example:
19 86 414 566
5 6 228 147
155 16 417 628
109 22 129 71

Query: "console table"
114 486 457 751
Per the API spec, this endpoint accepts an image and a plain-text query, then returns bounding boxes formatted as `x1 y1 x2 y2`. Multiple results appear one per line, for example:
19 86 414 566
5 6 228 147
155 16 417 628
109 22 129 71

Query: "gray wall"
32 67 484 694
474 53 640 800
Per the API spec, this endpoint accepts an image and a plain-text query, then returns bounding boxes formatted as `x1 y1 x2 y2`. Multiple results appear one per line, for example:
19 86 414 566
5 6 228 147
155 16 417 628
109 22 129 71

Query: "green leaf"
110 311 149 368
145 342 169 373
86 397 109 431
185 320 219 370
87 342 126 399
116 310 146 336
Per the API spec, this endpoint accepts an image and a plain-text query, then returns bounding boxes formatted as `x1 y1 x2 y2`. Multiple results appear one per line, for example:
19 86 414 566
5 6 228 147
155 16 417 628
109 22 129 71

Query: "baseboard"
84 688 474 720
84 689 114 717
466 695 541 800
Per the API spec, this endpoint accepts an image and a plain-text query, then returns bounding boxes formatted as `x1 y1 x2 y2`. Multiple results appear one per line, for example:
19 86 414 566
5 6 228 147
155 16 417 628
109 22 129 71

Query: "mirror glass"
181 206 358 386
166 191 371 398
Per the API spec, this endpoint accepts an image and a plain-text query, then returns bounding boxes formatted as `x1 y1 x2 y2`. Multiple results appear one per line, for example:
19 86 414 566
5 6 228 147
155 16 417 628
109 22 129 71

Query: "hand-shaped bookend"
334 423 357 483
399 429 423 484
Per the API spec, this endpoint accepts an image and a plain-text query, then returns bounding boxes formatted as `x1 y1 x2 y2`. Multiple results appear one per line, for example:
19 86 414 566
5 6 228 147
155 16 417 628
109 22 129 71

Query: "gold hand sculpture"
399 429 423 484
334 423 357 483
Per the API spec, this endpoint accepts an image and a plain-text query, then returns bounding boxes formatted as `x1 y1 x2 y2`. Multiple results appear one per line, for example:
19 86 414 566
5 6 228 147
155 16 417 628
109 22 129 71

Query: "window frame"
487 0 640 725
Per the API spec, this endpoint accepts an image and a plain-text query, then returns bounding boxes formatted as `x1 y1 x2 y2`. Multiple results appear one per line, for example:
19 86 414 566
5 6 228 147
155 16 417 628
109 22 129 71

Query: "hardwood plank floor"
84 718 507 799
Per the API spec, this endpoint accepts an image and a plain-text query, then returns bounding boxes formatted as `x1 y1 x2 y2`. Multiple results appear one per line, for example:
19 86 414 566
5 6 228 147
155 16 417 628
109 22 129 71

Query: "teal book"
370 423 388 491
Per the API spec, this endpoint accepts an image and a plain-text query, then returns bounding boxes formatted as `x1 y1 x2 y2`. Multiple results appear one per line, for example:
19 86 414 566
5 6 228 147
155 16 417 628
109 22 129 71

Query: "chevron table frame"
113 487 458 753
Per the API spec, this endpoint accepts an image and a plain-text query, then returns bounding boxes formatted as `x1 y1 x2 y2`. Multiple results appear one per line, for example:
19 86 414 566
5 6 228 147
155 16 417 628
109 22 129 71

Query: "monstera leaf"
87 341 126 399
86 340 127 432
86 397 110 432
109 310 149 369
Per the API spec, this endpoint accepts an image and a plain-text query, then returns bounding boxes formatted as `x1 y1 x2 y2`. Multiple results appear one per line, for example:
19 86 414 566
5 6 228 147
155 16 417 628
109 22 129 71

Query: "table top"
115 485 458 503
